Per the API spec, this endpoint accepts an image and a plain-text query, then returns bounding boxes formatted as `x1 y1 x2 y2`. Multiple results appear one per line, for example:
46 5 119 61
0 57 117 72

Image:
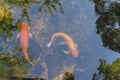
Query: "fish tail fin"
23 51 34 66
27 59 35 66
23 51 29 60
47 33 57 48
47 42 52 48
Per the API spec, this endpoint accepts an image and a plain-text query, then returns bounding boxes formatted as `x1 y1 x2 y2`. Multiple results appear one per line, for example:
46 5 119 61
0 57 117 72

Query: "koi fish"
17 22 34 65
47 32 78 57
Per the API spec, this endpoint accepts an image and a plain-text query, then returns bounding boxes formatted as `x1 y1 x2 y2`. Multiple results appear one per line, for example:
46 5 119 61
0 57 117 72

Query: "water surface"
1 0 120 80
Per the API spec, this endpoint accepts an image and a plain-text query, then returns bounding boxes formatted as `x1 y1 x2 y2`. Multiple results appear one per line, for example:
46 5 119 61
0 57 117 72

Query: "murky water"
0 0 120 80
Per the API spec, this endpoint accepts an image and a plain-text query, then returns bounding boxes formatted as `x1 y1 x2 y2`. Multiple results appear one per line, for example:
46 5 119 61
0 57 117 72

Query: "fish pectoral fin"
75 43 78 48
17 33 20 38
47 42 52 48
63 50 70 54
29 33 32 38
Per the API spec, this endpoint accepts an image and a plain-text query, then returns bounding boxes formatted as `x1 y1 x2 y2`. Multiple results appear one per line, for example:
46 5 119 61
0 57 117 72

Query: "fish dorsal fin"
63 50 70 54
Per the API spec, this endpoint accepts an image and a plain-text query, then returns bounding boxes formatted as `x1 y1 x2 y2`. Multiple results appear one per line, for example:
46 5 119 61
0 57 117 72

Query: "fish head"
21 22 29 31
71 49 78 58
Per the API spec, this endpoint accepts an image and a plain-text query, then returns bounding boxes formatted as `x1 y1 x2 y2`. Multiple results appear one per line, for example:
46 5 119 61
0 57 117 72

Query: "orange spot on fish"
71 49 78 58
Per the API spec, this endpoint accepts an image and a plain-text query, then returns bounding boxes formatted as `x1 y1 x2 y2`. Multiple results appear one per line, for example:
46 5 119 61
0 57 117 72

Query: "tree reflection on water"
91 0 120 80
92 58 120 80
0 41 30 78
92 0 120 53
0 0 64 40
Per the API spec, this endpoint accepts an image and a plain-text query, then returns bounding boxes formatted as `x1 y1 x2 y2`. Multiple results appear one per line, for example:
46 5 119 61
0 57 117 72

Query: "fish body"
17 22 34 65
47 32 78 57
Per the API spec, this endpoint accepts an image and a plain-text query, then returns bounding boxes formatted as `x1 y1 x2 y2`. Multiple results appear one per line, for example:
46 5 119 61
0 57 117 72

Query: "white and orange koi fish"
47 32 78 57
17 22 34 65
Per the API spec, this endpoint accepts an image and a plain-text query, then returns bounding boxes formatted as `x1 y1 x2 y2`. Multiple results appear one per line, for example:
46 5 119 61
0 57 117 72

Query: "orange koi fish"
47 32 78 57
17 22 34 65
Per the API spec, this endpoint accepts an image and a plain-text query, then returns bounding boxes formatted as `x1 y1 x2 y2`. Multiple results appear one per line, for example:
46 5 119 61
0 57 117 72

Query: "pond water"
28 0 120 80
0 0 120 80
